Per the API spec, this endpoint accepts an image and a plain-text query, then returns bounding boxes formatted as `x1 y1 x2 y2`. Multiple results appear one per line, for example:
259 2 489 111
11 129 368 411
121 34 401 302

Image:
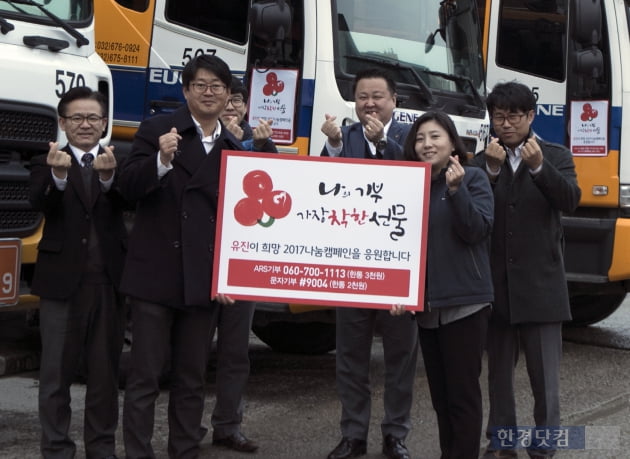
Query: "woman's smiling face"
413 120 454 176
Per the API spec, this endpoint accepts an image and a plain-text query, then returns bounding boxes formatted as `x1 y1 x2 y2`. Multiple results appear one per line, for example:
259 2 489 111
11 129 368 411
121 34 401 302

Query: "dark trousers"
38 284 125 459
418 306 490 459
335 307 418 440
485 318 562 456
122 299 217 459
209 301 256 437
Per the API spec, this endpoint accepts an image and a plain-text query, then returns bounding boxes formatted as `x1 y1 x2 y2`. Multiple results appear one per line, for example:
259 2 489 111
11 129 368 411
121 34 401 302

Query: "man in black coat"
473 82 581 459
119 55 252 458
30 86 127 459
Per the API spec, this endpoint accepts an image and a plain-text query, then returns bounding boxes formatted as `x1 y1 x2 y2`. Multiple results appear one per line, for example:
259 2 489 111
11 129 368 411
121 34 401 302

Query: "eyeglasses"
62 114 106 125
190 82 227 95
227 96 245 107
492 113 527 125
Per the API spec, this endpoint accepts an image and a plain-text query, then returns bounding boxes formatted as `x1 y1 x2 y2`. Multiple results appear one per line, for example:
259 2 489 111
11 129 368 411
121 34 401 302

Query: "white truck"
95 0 489 353
0 0 113 315
481 0 630 325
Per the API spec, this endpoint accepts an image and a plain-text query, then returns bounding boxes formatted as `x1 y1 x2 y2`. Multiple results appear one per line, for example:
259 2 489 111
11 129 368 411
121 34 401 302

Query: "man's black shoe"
212 431 259 453
382 434 410 459
481 443 518 458
327 437 367 459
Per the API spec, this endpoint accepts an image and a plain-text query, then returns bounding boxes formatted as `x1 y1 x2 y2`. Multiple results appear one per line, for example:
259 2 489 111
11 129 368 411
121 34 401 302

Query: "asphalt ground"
0 299 629 458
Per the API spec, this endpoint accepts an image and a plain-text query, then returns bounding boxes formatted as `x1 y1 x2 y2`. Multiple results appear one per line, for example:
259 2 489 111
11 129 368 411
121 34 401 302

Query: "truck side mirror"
425 29 440 53
574 48 603 79
570 0 603 80
250 0 293 66
571 0 601 46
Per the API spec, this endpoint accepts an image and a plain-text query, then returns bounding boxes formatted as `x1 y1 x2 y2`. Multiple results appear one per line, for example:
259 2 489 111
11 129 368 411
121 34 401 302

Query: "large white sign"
212 151 430 310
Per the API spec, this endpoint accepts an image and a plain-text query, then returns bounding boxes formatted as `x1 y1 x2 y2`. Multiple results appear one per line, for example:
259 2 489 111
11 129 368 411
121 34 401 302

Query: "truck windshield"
0 0 92 22
333 0 485 111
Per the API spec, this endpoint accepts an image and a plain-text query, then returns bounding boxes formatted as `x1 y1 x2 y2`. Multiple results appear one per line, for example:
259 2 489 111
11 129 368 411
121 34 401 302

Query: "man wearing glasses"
221 76 276 153
473 81 581 459
29 86 127 459
119 55 255 458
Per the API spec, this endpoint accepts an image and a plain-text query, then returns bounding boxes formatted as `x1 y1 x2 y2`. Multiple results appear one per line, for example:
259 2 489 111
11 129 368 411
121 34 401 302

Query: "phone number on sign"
257 264 351 279
227 259 409 296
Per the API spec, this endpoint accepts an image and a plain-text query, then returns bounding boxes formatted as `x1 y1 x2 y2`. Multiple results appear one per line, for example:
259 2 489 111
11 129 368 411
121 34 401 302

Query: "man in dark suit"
473 82 581 459
321 68 418 459
119 55 253 458
30 86 127 459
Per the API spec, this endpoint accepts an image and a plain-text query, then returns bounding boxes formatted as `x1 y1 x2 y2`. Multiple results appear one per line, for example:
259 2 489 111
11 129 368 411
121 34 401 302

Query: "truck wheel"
252 320 336 355
568 293 625 327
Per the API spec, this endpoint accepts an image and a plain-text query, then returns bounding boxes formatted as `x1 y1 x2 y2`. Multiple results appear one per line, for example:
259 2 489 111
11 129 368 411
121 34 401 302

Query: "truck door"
95 0 251 139
94 0 156 140
484 0 569 142
148 0 251 114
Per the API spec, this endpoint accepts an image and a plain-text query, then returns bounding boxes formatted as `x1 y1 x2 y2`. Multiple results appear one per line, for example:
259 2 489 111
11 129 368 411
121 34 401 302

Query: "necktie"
82 153 94 168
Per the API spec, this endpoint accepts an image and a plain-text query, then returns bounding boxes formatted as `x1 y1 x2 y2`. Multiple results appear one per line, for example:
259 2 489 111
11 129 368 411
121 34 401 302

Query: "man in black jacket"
30 86 127 459
119 55 255 458
473 82 581 459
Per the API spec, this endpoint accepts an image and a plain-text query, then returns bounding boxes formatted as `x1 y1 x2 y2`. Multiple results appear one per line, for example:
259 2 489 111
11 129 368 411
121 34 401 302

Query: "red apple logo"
580 103 598 121
234 170 292 227
262 72 285 96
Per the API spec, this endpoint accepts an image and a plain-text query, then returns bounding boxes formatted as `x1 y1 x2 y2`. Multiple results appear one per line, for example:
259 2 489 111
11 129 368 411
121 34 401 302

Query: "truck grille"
0 209 42 237
0 180 42 238
0 100 53 238
0 102 57 152
0 180 30 201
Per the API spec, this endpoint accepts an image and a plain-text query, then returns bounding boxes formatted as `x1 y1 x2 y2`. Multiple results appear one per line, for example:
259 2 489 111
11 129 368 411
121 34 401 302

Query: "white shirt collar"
192 117 222 153
68 144 100 163
505 141 525 170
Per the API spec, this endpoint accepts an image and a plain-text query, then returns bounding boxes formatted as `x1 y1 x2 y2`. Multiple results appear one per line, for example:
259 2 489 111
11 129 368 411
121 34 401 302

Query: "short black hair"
403 111 468 165
486 81 536 115
352 68 397 96
182 54 232 90
57 86 107 118
231 76 249 102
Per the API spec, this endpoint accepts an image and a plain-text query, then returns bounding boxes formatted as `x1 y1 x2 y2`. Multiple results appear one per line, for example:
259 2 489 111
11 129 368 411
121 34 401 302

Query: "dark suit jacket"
472 137 581 323
321 118 410 160
119 105 245 309
29 146 128 299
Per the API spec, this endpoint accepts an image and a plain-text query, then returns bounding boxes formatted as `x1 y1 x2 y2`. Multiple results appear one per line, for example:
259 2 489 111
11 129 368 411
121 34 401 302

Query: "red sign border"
211 150 430 310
